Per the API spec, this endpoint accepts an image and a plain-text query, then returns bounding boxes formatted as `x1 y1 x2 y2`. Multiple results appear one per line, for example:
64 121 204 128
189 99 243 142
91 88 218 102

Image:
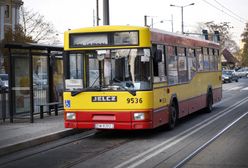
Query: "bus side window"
209 48 215 71
188 48 197 80
213 49 218 70
196 48 204 71
153 45 159 78
203 47 210 71
167 46 178 85
153 44 166 82
178 47 188 83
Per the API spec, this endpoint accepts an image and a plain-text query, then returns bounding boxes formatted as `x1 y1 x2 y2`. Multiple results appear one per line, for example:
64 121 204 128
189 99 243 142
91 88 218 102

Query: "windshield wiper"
111 79 136 96
71 86 101 96
122 86 136 96
116 83 136 96
71 73 102 97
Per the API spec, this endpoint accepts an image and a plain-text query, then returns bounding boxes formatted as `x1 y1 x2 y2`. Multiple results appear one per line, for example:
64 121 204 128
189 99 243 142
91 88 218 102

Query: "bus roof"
65 25 149 34
150 28 219 46
64 25 219 50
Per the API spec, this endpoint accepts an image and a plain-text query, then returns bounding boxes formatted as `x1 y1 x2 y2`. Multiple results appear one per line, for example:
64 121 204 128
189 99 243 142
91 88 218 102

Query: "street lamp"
150 18 174 32
170 3 195 34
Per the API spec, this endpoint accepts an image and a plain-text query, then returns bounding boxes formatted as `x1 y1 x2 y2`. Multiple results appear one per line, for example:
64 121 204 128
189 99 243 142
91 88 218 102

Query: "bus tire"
205 91 213 113
168 102 177 130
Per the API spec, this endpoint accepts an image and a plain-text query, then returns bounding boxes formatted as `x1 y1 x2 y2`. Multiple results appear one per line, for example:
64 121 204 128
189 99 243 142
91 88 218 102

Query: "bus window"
69 53 83 80
112 49 151 90
178 47 188 83
196 48 204 71
87 48 152 90
213 49 218 70
167 46 178 85
203 48 209 71
88 52 100 87
188 48 197 80
209 48 215 71
153 44 166 82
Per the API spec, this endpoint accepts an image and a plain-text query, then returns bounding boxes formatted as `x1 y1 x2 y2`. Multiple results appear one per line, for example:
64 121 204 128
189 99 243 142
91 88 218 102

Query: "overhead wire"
213 0 246 23
202 0 246 24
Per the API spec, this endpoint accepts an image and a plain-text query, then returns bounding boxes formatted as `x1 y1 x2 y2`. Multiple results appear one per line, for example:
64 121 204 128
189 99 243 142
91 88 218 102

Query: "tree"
0 6 59 73
0 25 34 73
195 21 239 53
19 6 58 44
241 23 248 66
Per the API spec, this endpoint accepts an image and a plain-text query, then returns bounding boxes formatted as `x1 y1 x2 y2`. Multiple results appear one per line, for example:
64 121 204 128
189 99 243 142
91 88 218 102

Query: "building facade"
0 0 23 73
0 0 23 40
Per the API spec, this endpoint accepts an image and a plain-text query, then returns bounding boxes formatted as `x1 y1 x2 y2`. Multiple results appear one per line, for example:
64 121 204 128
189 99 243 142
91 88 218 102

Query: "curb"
0 129 81 157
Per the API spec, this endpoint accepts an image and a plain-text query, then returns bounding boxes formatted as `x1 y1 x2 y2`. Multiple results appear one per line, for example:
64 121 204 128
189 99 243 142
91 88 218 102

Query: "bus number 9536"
126 98 143 104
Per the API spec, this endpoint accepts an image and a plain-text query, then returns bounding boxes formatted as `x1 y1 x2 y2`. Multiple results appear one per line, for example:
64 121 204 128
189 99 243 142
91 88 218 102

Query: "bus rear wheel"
205 92 213 113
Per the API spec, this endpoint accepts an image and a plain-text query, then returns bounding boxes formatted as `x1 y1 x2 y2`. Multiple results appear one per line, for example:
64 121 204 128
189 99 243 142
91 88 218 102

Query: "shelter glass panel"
12 51 30 114
33 55 49 113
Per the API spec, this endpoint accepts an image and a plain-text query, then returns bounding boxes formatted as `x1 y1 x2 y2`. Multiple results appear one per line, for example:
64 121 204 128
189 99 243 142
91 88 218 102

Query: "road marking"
241 87 248 91
114 97 248 168
223 86 248 91
228 86 242 90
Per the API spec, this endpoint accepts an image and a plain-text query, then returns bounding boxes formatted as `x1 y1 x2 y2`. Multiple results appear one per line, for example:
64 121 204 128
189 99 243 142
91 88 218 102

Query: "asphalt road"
183 113 248 168
0 78 248 168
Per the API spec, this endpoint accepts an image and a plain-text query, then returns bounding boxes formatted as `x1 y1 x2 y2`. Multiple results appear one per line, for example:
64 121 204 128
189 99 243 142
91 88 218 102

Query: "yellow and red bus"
63 25 222 130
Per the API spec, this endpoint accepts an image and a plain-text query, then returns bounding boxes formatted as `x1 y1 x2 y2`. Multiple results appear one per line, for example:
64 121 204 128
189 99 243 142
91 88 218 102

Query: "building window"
5 5 10 18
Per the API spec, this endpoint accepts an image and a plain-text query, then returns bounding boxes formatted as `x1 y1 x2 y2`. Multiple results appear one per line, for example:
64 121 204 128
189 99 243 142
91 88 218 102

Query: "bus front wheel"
168 102 177 130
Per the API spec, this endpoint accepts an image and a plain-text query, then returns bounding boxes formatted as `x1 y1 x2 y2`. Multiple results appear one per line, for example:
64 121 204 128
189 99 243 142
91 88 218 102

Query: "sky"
22 0 248 46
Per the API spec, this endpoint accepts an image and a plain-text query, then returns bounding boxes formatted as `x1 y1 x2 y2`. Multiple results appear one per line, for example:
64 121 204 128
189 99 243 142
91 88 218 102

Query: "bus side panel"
178 100 189 118
152 85 169 128
152 106 169 128
187 94 206 114
213 87 222 103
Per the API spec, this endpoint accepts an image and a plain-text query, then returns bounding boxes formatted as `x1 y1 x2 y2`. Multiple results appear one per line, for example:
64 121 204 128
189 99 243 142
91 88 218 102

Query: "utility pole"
171 14 174 32
93 9 95 26
96 0 100 26
144 15 147 26
181 6 184 34
103 0 110 25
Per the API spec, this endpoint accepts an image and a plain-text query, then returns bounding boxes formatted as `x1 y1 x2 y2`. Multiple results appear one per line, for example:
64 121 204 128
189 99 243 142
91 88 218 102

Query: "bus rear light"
134 113 145 120
66 112 76 120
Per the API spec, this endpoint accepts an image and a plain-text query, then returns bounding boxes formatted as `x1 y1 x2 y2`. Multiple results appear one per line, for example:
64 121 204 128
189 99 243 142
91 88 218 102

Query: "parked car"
33 74 47 88
233 67 248 78
0 74 8 91
222 70 239 83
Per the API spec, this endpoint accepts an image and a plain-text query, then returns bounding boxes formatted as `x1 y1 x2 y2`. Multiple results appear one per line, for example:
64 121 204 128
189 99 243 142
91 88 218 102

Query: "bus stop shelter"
5 43 64 123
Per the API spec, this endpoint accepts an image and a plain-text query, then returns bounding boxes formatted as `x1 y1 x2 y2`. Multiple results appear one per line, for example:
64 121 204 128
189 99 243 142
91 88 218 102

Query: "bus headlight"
134 113 145 120
66 112 76 120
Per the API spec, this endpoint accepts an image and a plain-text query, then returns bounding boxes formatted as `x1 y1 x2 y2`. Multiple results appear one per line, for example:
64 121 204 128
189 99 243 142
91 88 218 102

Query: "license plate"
95 123 114 129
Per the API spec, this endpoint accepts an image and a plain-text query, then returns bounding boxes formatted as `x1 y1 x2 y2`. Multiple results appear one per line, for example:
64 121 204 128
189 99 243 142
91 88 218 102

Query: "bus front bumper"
64 111 153 130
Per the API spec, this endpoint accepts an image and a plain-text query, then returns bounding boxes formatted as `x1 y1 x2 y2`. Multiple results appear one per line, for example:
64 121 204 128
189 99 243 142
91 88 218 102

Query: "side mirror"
154 50 162 62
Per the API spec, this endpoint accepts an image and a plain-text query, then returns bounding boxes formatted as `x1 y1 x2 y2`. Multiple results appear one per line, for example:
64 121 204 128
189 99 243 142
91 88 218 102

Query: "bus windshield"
67 48 152 93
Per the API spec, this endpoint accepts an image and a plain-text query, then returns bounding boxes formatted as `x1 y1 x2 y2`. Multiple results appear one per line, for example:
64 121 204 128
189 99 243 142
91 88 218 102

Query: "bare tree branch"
19 7 58 44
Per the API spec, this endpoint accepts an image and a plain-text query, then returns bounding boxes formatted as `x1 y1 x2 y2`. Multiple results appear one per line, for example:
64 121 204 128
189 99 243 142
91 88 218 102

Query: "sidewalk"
0 111 79 156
